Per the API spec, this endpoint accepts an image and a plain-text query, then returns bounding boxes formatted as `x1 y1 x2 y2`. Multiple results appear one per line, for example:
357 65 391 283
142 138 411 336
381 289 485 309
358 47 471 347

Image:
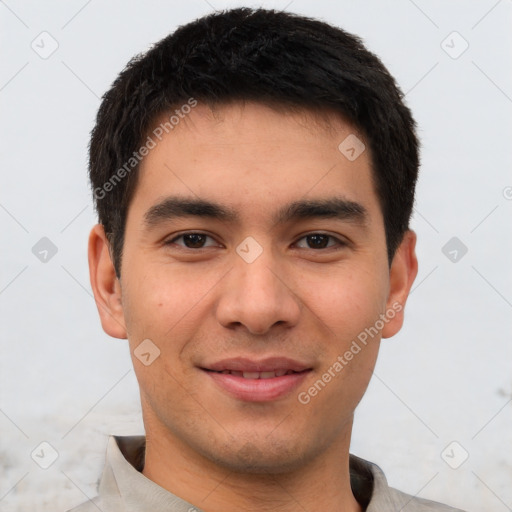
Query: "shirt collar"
99 436 195 511
98 435 397 511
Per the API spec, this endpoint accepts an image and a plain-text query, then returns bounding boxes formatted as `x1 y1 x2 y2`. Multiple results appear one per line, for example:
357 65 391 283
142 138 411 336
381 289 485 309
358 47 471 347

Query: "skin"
89 101 418 512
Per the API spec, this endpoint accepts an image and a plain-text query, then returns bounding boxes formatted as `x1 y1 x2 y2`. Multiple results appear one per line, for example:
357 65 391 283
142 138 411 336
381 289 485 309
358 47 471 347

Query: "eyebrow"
143 196 368 228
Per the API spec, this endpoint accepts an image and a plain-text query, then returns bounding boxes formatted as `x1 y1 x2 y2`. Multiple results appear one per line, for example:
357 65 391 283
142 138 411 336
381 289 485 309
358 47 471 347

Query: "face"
90 101 417 474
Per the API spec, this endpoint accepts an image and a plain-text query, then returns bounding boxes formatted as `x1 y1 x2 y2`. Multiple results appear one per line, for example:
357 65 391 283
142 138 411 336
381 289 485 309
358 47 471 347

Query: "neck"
142 421 362 512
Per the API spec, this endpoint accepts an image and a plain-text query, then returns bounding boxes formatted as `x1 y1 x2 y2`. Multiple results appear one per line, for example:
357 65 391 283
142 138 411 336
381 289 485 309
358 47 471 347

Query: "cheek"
123 263 191 327
121 260 224 359
296 271 384 413
297 266 388 339
120 265 202 404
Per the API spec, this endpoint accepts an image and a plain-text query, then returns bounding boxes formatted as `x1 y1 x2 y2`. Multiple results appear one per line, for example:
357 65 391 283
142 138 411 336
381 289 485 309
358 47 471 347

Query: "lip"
200 357 312 402
203 357 311 373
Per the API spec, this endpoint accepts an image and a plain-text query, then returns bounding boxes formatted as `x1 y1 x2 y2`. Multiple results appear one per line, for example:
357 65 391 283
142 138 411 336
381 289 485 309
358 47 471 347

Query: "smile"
209 369 301 379
200 357 312 402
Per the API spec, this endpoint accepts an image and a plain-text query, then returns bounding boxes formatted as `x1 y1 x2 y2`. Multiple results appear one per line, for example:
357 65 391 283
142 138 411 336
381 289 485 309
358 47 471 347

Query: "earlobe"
88 224 127 339
382 230 418 339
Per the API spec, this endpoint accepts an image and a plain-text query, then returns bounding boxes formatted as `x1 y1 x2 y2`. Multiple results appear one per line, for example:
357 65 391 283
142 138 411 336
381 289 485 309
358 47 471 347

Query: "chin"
201 437 314 475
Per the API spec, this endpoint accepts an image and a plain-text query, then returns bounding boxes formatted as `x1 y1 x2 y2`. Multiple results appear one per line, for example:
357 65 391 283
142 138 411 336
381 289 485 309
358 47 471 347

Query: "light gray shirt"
67 436 464 512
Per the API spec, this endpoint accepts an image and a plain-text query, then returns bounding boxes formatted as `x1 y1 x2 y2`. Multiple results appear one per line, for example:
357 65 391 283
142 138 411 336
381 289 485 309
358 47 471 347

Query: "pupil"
308 234 329 249
184 234 206 248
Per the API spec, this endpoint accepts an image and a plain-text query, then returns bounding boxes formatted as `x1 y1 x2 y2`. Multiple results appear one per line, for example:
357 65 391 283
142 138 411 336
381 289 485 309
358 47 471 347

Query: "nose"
215 250 301 335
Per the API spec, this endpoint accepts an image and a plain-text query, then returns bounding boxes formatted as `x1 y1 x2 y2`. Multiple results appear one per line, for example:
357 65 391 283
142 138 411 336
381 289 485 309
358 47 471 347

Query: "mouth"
200 357 312 402
205 369 304 379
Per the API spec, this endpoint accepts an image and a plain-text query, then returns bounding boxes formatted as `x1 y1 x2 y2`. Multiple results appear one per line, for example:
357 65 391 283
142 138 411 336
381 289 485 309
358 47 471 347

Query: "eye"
166 232 219 249
294 233 345 250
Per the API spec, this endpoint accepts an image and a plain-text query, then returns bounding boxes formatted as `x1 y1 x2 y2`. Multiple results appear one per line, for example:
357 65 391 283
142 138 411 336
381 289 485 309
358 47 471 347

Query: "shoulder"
349 454 466 512
383 486 466 511
65 497 104 512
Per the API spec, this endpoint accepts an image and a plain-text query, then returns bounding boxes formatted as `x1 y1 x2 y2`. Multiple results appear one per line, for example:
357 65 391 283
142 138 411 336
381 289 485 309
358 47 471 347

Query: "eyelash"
165 232 347 251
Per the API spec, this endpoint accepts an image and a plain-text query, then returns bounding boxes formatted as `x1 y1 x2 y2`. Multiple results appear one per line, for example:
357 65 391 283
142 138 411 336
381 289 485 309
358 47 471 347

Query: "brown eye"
306 234 330 249
182 234 207 248
166 233 218 249
295 233 343 250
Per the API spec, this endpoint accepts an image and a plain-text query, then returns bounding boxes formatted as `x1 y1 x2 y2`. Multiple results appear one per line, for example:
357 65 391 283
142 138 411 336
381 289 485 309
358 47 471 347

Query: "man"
71 7 465 511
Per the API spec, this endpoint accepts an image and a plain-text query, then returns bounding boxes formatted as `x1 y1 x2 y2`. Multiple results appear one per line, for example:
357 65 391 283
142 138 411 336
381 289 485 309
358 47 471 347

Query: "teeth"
216 370 298 379
213 369 302 378
242 371 260 379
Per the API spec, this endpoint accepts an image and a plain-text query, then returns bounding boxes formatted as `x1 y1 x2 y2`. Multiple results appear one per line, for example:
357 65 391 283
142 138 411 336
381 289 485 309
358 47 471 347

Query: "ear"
382 230 418 339
88 224 127 339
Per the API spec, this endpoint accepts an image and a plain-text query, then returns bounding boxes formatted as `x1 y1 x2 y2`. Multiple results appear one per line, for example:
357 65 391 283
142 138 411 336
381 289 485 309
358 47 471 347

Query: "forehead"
147 101 362 157
132 101 379 225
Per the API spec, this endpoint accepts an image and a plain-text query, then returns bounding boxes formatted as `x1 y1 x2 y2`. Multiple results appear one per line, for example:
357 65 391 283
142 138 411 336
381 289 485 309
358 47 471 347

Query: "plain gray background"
1 1 511 510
